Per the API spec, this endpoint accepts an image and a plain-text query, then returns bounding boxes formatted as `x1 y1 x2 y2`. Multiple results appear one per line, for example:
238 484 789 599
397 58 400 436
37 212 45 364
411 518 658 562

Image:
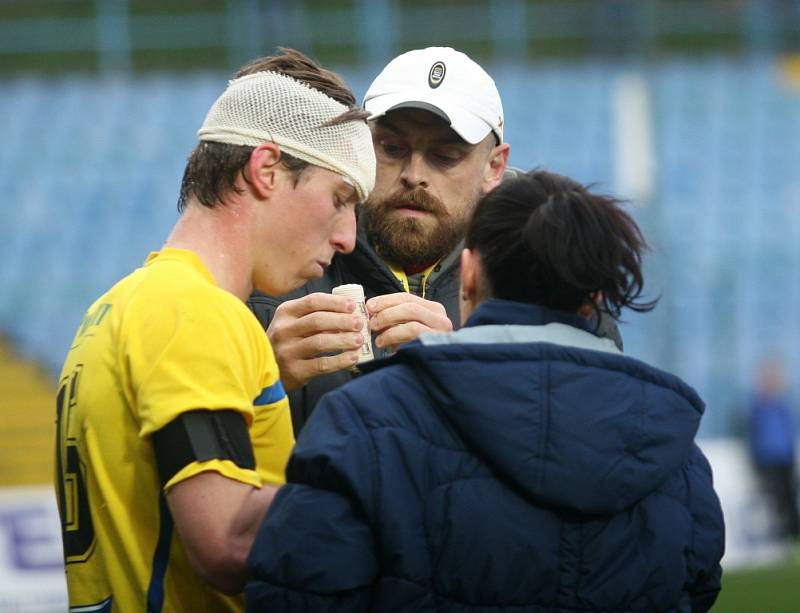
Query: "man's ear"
482 142 510 193
245 143 282 199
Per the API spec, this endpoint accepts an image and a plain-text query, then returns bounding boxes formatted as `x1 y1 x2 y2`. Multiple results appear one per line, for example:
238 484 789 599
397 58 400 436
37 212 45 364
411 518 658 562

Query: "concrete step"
0 336 56 486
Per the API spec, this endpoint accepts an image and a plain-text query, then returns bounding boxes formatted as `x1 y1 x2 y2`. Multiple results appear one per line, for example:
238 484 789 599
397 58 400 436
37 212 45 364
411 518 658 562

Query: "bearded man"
248 47 510 432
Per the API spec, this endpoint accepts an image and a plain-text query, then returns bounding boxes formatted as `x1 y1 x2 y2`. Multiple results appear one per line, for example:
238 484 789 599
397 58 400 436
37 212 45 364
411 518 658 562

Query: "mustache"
374 188 448 216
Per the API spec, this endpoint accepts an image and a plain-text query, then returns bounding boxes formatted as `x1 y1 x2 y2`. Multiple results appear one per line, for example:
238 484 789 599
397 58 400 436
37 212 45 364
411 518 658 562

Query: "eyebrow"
376 117 468 147
338 180 359 203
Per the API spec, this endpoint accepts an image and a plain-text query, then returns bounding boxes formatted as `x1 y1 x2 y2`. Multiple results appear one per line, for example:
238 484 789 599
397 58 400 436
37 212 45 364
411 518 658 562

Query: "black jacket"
248 228 461 433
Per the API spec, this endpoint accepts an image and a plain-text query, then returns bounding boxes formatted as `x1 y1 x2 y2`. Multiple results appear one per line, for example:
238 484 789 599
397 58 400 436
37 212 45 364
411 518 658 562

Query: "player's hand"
366 292 453 352
267 293 366 391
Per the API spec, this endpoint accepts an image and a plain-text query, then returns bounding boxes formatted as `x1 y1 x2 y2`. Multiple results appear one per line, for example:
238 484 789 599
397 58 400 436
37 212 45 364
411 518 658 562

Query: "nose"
331 205 357 254
400 152 428 190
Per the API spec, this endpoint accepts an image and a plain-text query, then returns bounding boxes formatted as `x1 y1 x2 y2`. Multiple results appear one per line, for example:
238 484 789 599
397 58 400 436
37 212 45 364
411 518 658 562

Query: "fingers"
290 331 366 359
366 292 453 349
266 294 367 391
266 292 454 389
274 292 356 318
269 294 362 341
366 292 446 317
309 351 360 376
271 309 364 342
271 332 363 391
373 321 429 351
366 293 452 335
279 350 361 391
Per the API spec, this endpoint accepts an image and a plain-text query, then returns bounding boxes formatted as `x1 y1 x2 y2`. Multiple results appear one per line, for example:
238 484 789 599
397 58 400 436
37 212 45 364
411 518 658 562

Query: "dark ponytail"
465 169 657 319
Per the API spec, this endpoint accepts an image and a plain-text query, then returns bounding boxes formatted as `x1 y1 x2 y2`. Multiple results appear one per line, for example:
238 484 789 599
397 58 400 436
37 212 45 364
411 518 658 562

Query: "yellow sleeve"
251 373 294 485
126 285 284 486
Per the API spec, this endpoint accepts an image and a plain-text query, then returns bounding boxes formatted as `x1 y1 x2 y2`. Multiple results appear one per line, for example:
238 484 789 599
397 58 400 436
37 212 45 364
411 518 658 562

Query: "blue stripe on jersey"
254 380 286 406
146 493 173 612
70 597 112 612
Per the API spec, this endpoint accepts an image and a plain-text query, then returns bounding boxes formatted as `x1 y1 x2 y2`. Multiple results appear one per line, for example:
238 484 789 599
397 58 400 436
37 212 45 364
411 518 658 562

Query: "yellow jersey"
54 248 293 612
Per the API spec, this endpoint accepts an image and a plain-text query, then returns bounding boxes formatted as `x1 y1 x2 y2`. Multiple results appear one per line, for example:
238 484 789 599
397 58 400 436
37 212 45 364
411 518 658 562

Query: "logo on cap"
428 61 446 89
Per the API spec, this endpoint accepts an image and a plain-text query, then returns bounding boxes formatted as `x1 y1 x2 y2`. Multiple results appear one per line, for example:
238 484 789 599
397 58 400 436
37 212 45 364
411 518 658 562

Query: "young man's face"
255 164 359 295
361 108 505 270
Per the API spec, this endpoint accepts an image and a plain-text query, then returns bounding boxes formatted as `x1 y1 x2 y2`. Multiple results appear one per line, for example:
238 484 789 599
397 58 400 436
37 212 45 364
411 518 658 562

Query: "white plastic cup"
332 284 374 363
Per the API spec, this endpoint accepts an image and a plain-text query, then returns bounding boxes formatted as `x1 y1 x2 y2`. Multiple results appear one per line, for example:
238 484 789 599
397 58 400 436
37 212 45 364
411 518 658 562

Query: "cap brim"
365 92 494 145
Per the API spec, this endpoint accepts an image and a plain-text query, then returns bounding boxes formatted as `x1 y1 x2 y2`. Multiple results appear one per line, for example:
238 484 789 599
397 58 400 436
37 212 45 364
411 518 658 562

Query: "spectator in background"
748 358 800 544
248 46 623 434
54 48 375 611
245 169 725 612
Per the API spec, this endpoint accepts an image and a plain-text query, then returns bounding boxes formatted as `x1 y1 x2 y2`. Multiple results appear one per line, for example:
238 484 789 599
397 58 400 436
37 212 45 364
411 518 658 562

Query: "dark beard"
361 188 468 271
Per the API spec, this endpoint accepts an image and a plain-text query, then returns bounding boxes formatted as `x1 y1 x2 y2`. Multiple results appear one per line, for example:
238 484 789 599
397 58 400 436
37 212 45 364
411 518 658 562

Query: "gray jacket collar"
419 323 622 355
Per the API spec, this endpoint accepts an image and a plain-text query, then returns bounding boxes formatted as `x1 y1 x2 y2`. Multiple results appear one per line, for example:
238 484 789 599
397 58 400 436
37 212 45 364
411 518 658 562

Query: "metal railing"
0 0 799 74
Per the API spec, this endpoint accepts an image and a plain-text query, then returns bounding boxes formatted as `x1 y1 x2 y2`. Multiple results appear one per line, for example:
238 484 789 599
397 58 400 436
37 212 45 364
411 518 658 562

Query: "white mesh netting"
198 71 376 201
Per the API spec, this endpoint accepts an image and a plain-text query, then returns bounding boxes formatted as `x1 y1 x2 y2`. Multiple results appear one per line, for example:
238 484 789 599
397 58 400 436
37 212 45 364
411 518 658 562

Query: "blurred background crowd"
0 1 799 610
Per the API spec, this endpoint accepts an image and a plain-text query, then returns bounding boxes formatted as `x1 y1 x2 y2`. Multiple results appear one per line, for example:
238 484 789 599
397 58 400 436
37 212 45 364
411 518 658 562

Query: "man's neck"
165 202 254 301
404 261 437 275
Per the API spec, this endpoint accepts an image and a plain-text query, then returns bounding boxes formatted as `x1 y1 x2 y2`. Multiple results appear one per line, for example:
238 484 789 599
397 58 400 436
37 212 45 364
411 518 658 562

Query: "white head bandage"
198 71 376 201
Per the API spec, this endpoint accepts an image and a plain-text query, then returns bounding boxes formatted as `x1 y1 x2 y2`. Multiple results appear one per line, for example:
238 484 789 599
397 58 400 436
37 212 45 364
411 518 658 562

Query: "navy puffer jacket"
246 300 725 612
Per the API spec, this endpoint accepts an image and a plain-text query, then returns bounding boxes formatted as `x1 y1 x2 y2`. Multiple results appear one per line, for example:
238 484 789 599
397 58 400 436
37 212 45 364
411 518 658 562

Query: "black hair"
464 169 657 320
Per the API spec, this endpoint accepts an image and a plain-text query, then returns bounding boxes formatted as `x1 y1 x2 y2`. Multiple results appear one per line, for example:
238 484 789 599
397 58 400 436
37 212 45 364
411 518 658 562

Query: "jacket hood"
375 300 705 515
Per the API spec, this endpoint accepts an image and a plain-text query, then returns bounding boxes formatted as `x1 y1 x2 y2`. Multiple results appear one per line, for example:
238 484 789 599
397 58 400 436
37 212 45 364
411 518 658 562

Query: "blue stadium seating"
2 57 799 437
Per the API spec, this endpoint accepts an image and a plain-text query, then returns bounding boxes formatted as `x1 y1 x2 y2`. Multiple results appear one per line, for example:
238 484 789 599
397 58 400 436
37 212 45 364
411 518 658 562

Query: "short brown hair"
178 47 369 212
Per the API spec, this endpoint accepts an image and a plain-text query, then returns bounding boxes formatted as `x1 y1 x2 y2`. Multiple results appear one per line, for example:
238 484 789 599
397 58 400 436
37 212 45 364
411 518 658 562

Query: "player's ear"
246 143 282 199
482 141 510 193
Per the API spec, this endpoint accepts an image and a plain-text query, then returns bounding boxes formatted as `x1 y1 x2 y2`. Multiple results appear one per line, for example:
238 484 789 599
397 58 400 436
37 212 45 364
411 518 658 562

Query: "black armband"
152 410 255 487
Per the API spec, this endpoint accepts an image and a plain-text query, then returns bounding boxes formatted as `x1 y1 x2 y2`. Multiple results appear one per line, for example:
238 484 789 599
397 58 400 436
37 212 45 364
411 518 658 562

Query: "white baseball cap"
363 47 504 145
